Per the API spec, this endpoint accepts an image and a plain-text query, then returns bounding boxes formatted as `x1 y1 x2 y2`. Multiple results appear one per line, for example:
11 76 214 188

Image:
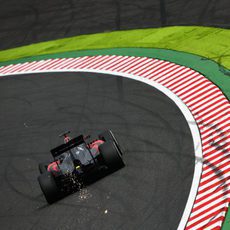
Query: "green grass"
0 26 229 69
0 25 229 229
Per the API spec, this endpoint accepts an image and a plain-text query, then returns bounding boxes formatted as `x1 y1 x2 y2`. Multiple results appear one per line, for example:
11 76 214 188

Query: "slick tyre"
99 140 125 170
38 172 61 204
99 130 123 155
38 162 48 174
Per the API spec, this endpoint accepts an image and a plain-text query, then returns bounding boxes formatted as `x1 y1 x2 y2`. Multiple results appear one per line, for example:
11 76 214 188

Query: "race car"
37 130 125 204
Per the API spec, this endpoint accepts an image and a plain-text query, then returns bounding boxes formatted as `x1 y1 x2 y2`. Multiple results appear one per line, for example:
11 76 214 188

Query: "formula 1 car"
37 130 125 204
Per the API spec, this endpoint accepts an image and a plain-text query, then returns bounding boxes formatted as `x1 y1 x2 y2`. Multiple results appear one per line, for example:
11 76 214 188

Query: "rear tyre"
38 172 61 204
99 130 123 155
38 163 48 174
99 140 125 170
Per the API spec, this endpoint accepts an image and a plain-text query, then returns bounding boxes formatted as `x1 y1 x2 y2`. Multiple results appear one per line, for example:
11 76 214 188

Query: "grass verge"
0 26 229 69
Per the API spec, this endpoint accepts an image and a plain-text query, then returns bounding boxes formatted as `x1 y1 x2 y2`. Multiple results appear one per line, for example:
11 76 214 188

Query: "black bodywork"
38 130 125 203
51 135 105 192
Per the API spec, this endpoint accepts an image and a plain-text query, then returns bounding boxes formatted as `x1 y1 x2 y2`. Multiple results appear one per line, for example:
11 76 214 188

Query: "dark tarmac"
0 72 194 230
0 0 229 50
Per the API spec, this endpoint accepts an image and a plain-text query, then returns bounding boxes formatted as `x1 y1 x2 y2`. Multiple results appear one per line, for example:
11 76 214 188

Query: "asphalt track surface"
0 0 230 50
0 72 194 230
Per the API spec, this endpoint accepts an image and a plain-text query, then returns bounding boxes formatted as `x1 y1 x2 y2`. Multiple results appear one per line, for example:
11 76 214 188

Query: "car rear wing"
50 135 84 158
